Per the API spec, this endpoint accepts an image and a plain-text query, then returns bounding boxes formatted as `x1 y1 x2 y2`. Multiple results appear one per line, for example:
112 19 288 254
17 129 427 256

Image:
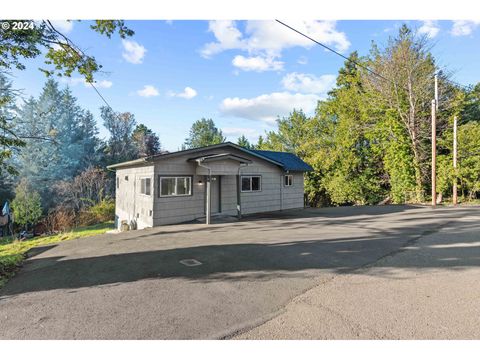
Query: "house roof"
251 150 313 172
107 142 312 172
188 153 253 164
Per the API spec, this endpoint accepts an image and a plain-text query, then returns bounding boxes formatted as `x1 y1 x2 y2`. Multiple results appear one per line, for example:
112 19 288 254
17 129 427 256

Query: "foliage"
0 73 25 175
101 106 137 164
88 198 115 223
132 123 161 157
14 80 101 209
11 178 42 229
237 135 253 149
184 118 225 149
0 20 133 82
0 221 114 288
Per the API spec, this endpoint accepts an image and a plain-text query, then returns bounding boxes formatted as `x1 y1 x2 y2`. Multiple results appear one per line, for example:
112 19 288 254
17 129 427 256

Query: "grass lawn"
0 222 114 288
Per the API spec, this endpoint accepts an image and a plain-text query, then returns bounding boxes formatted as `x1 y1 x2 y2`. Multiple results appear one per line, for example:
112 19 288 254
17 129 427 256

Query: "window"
116 177 119 189
159 176 192 197
241 176 261 192
284 174 293 187
140 177 151 195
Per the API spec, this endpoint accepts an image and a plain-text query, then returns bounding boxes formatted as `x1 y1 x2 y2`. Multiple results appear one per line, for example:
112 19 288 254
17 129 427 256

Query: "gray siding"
114 145 306 227
115 165 154 230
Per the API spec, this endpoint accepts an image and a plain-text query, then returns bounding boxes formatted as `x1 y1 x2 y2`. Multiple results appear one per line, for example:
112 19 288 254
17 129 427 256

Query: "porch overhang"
188 153 252 175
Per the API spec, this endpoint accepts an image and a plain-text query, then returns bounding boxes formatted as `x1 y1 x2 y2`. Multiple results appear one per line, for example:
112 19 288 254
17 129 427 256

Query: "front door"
210 176 221 214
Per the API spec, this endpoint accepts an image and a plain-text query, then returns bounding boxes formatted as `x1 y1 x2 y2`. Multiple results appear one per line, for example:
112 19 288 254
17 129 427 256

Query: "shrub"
88 198 115 223
43 207 77 234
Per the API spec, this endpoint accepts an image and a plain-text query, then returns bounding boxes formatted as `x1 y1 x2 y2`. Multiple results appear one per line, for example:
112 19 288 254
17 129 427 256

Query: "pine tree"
237 135 253 149
12 178 43 231
184 118 225 149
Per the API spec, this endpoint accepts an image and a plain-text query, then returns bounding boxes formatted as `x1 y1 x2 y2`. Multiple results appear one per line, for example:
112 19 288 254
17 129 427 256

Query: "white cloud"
137 85 159 97
61 77 112 89
50 20 73 34
168 86 198 99
122 39 147 64
282 73 336 94
451 20 480 36
201 20 245 58
418 21 440 39
220 92 321 123
232 55 283 72
201 20 350 72
222 127 261 137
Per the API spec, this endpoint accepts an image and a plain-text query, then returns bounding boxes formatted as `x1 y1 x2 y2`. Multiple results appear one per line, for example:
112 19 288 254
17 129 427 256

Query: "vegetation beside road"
0 221 114 288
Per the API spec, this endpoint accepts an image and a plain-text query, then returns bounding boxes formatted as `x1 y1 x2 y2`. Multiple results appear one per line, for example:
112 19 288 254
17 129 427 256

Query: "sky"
10 20 480 151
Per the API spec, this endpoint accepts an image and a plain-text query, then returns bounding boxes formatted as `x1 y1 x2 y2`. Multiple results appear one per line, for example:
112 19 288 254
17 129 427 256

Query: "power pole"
431 74 439 207
431 99 437 206
453 115 458 206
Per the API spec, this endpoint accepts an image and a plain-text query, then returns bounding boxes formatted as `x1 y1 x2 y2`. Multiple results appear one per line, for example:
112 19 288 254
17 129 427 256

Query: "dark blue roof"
251 150 313 172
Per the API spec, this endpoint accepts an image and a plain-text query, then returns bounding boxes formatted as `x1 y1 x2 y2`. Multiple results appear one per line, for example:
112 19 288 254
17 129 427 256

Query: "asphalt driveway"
0 205 479 339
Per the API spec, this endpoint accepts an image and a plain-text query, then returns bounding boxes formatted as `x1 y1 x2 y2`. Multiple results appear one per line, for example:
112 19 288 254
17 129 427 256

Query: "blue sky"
10 20 480 151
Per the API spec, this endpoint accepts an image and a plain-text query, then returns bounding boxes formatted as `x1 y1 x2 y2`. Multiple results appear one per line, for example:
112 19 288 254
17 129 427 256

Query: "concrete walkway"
0 205 479 339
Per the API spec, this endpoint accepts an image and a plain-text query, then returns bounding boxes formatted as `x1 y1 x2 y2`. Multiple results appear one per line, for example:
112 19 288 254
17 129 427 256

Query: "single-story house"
107 142 313 229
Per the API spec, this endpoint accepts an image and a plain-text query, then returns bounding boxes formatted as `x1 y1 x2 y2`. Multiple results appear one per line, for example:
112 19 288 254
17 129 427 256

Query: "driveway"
0 205 479 339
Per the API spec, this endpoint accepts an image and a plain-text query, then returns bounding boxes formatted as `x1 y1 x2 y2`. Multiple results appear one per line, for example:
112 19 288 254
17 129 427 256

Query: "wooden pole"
453 115 458 206
431 99 437 206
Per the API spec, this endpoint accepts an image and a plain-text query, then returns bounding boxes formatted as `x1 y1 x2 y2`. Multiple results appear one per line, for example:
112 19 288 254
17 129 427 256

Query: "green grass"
0 221 114 288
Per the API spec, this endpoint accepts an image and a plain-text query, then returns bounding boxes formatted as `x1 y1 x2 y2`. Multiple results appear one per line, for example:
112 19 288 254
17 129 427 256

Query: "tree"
237 135 253 149
101 106 137 164
132 124 161 157
0 73 25 175
364 24 455 201
14 79 101 209
0 20 133 82
0 20 134 175
11 178 43 231
184 118 225 149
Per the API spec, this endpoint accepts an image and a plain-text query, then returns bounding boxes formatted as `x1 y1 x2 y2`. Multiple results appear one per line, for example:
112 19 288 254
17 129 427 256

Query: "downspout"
196 158 212 225
237 163 248 219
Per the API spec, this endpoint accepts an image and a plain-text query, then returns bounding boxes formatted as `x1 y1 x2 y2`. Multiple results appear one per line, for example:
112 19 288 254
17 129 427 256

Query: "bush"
88 199 115 223
43 207 77 233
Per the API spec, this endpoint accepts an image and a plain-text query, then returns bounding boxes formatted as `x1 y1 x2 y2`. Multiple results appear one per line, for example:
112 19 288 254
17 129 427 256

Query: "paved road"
0 205 479 339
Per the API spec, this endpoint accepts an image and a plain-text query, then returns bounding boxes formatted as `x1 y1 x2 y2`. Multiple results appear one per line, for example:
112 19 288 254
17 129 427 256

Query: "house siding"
114 145 306 228
115 165 154 230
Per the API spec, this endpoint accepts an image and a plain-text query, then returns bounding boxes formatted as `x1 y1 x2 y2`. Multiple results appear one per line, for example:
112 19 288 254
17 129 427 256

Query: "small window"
140 177 151 195
159 176 192 197
116 177 119 189
241 176 261 192
284 174 293 186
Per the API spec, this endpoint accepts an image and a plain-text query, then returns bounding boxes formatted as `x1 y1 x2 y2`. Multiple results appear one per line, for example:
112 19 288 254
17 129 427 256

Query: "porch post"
236 173 241 219
206 173 211 225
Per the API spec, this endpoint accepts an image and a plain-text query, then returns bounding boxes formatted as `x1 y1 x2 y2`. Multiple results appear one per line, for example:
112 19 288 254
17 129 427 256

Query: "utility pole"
431 99 437 206
453 115 458 206
431 74 439 207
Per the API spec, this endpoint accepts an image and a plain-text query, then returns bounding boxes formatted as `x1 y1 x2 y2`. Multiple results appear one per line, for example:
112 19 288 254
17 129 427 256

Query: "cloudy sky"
12 20 480 151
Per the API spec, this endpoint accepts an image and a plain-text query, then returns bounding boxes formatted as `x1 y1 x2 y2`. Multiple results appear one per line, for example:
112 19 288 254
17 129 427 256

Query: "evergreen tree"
0 73 24 176
12 178 43 231
184 118 225 149
237 135 253 149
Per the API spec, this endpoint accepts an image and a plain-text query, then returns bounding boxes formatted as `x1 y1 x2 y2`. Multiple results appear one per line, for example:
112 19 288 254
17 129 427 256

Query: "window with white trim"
241 175 261 192
159 176 192 197
140 177 151 195
284 174 293 186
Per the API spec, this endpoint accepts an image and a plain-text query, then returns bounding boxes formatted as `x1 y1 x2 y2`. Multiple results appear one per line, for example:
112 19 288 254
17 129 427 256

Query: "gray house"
107 142 313 229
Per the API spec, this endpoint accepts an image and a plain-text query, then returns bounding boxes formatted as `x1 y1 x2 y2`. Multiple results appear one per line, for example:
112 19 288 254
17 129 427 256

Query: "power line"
275 19 391 84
